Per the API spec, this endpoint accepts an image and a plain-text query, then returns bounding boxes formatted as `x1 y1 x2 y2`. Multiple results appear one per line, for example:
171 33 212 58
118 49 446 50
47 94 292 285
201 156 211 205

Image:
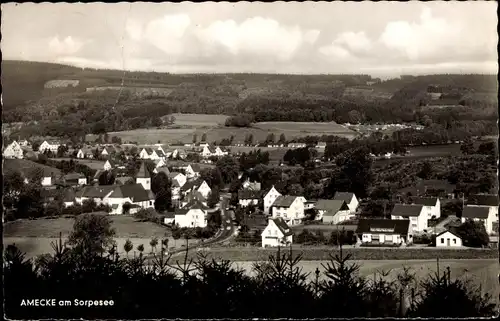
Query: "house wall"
77 150 85 159
436 232 463 247
136 177 151 191
139 149 150 159
272 198 304 226
103 162 112 171
361 233 405 245
78 178 87 185
264 188 281 214
175 209 207 228
348 196 359 213
197 182 211 198
461 206 498 234
3 144 24 159
174 175 187 187
323 209 352 225
41 177 52 186
105 197 134 215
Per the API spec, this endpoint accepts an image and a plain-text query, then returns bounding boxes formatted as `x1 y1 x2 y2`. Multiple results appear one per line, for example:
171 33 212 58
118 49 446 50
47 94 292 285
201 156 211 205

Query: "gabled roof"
188 163 201 172
115 176 133 184
411 197 439 207
333 192 355 203
462 206 490 219
184 190 207 203
107 184 153 202
468 194 498 207
136 162 150 178
78 185 117 198
391 204 424 217
270 218 293 236
356 219 410 235
272 195 298 208
436 228 462 239
315 199 349 215
155 149 166 157
142 147 154 154
180 179 204 192
263 185 282 197
238 189 262 200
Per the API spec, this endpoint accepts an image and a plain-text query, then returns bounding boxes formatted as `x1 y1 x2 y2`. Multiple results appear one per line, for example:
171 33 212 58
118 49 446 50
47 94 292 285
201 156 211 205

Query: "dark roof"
270 218 294 236
79 185 117 198
93 170 104 179
115 176 133 184
315 200 350 216
356 219 410 235
63 188 76 202
155 149 166 157
175 209 189 215
107 184 153 202
391 204 424 217
136 162 150 178
334 192 355 203
164 212 175 219
272 195 298 208
189 164 201 172
169 171 183 178
156 167 171 175
436 228 462 239
180 179 204 192
238 189 262 200
462 206 490 219
468 194 498 207
411 197 439 206
41 188 60 199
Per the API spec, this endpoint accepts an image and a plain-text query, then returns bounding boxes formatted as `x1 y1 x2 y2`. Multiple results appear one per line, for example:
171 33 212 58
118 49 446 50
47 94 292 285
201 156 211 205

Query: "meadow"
54 158 106 170
3 216 193 258
169 113 229 126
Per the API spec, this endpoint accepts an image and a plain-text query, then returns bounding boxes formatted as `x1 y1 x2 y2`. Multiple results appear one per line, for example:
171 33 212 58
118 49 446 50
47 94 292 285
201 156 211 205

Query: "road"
149 194 237 260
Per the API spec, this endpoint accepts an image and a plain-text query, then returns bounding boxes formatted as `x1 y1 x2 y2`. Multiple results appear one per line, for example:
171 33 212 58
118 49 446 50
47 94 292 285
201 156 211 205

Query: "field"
106 128 196 145
54 158 105 170
3 159 61 175
3 216 194 258
255 121 356 136
168 113 229 127
233 259 499 304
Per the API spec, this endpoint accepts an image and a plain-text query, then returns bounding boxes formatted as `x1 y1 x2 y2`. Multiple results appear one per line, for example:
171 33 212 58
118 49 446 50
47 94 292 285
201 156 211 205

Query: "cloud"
196 17 320 61
142 14 191 57
379 7 462 61
318 44 351 59
334 31 372 52
48 36 84 56
125 20 143 41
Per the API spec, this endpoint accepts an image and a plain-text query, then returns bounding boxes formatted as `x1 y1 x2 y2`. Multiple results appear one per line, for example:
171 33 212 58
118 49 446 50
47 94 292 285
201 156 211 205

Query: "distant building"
238 189 261 207
174 199 208 228
461 205 498 235
3 141 23 159
185 164 201 179
103 160 114 171
135 162 151 191
263 185 282 215
314 199 351 224
410 197 441 219
316 142 327 149
261 218 293 248
39 140 61 153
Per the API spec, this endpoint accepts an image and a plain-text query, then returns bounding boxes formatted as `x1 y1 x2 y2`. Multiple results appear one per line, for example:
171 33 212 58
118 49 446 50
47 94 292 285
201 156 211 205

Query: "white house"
465 194 499 235
75 185 117 206
201 145 217 157
185 164 201 179
149 149 166 160
391 204 428 233
174 199 208 228
356 219 412 246
314 199 352 224
238 189 261 207
334 192 359 213
101 146 115 157
163 212 175 225
180 179 211 199
18 139 29 147
104 183 155 215
139 148 153 160
39 140 60 153
135 162 151 191
436 229 463 247
411 197 441 219
462 206 498 235
77 147 93 159
271 195 305 226
261 217 294 248
153 159 167 173
169 172 187 187
3 141 24 159
263 185 282 215
103 160 114 171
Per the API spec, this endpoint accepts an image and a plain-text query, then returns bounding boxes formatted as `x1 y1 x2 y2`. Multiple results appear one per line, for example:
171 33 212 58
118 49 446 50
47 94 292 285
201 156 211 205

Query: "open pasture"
169 113 229 127
106 128 196 144
53 157 105 170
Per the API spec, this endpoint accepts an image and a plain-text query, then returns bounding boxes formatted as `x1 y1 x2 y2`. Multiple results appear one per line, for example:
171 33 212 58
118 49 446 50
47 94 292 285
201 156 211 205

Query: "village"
3 137 498 251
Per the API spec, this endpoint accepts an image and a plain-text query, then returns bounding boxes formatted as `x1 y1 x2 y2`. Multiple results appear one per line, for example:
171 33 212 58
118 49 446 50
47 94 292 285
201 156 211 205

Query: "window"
453 239 456 244
149 201 152 205
441 238 444 244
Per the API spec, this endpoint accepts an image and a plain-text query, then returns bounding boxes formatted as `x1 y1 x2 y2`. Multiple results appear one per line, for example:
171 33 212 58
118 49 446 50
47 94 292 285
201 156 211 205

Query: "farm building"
436 229 463 248
356 219 412 246
261 217 293 248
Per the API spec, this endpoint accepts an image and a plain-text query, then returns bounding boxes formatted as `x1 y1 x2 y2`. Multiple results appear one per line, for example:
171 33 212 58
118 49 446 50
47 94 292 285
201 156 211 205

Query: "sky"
1 2 498 77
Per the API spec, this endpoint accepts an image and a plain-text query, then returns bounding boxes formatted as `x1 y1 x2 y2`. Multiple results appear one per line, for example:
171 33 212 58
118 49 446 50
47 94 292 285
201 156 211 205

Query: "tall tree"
68 213 116 255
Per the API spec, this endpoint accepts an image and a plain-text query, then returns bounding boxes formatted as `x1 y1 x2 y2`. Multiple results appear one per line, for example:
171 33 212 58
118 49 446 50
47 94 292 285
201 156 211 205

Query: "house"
18 139 29 147
242 179 261 191
180 179 211 199
201 145 217 157
271 195 305 226
415 180 456 199
333 192 359 213
436 229 463 247
163 212 175 225
181 190 208 208
174 199 208 228
263 185 282 215
356 219 412 246
101 146 116 157
238 189 261 207
316 142 327 149
39 140 61 153
77 147 93 159
468 194 499 207
105 183 155 215
139 148 153 160
3 141 24 159
153 159 167 172
410 197 441 219
76 185 117 205
103 160 114 171
185 164 201 178
169 172 187 187
314 199 352 223
304 200 316 210
461 205 498 235
63 172 87 186
391 204 428 233
149 149 166 160
261 217 293 248
135 162 151 191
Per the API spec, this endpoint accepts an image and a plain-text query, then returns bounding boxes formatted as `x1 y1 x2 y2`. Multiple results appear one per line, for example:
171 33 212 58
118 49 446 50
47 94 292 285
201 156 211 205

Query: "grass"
3 215 186 258
255 121 356 135
3 159 61 176
169 113 229 126
292 224 358 233
107 128 196 145
53 158 105 170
